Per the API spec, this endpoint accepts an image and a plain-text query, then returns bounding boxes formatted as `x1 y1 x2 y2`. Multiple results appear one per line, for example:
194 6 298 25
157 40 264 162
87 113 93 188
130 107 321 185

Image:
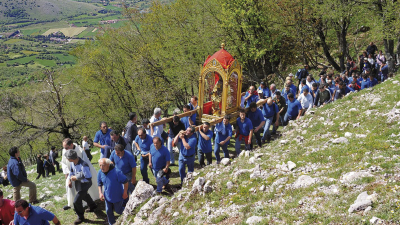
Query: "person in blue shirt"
262 99 280 142
98 158 128 225
134 128 153 184
368 74 378 87
235 109 253 154
286 79 297 95
380 61 388 82
180 105 195 129
13 199 60 225
284 93 303 125
197 122 213 167
299 79 309 94
7 147 37 204
93 122 112 159
109 144 136 194
247 102 265 148
167 116 185 165
281 84 292 103
213 115 232 163
66 150 96 224
173 126 197 185
257 81 271 99
332 82 353 101
360 74 370 90
149 137 171 193
244 86 259 108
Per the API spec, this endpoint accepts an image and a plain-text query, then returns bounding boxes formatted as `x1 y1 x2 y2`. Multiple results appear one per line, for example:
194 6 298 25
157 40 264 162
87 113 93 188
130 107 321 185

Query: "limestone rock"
370 216 383 224
272 177 288 187
245 151 250 158
249 157 256 164
203 180 212 193
280 140 289 145
259 185 265 191
356 134 367 138
192 177 205 192
372 98 381 103
39 201 54 209
345 132 353 137
173 212 179 217
246 216 263 225
122 181 154 221
221 158 230 165
348 191 376 213
292 175 317 188
133 195 168 225
349 108 357 112
393 80 399 84
287 161 296 171
226 181 233 189
332 137 349 144
53 196 63 201
341 172 373 183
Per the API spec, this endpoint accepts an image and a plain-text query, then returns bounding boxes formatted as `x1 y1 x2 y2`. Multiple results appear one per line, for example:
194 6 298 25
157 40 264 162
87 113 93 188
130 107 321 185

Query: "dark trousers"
140 155 149 184
198 149 212 166
250 129 263 149
44 168 50 177
50 165 55 175
74 181 95 219
36 171 45 179
85 150 93 162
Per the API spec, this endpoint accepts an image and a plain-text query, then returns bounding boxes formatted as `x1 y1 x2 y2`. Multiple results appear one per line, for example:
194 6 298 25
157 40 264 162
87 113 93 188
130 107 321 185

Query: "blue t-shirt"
179 134 197 157
14 204 54 225
300 85 309 94
368 78 378 87
244 92 259 108
214 122 232 145
257 87 271 99
135 134 153 154
180 116 191 129
281 89 291 102
286 99 302 118
93 129 112 155
262 103 279 118
236 117 253 136
109 150 137 174
97 167 128 203
247 108 265 127
197 130 213 153
361 79 370 90
150 145 171 171
290 84 297 94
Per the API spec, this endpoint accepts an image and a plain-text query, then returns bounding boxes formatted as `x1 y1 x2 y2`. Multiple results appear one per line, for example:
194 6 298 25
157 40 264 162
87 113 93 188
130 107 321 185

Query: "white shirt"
297 93 313 110
150 115 163 138
306 80 315 90
82 140 89 150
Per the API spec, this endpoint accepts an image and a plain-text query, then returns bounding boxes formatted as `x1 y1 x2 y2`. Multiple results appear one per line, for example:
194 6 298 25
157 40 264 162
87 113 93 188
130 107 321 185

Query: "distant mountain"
0 0 102 23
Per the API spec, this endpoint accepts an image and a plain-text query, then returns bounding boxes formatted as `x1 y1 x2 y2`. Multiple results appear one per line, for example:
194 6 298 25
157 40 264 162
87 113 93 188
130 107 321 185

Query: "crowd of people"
0 43 394 225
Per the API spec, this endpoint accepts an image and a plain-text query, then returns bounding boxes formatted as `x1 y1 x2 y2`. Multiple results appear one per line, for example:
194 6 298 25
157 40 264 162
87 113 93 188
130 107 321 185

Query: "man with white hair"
65 150 97 224
297 88 313 115
98 158 128 225
150 108 166 143
61 138 99 211
109 144 136 194
270 84 278 99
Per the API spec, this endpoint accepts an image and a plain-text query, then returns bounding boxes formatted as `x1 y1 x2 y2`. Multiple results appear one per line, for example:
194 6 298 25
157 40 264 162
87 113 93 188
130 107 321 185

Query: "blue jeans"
124 172 136 194
178 153 195 183
167 137 175 164
152 169 169 192
214 141 229 162
284 113 296 125
105 199 124 225
235 136 250 155
140 155 149 183
262 116 274 140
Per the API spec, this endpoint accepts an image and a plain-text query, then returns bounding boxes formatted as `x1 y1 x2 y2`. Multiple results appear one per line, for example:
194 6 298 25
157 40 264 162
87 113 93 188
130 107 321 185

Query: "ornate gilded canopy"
198 44 242 121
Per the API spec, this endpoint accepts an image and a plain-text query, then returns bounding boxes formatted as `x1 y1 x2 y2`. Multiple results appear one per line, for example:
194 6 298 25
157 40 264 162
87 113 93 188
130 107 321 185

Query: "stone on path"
332 137 349 144
203 180 212 193
246 216 263 225
341 172 373 183
292 175 317 188
287 161 296 171
370 216 383 224
226 181 233 189
122 181 154 221
348 191 377 213
221 158 230 165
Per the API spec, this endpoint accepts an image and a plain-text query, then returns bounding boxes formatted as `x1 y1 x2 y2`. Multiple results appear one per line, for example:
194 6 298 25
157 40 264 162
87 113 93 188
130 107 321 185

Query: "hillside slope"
122 75 400 225
0 0 102 23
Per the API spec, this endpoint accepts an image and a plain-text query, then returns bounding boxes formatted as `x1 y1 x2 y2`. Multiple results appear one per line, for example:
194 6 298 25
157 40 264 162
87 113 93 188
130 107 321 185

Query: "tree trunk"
315 20 341 71
336 20 348 72
383 39 396 72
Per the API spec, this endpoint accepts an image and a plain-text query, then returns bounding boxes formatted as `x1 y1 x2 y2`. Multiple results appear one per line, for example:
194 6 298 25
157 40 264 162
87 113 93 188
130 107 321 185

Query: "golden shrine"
198 43 243 123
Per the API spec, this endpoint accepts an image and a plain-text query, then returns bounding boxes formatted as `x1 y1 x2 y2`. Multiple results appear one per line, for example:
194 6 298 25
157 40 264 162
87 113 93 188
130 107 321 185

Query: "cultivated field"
42 27 88 37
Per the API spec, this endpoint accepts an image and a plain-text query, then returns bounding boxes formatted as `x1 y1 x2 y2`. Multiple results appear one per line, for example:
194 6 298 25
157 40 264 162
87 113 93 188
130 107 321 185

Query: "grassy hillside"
0 0 102 23
124 74 400 225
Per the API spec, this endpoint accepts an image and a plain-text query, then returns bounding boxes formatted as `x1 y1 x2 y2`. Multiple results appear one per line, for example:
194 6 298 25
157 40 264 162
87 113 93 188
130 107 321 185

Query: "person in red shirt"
0 189 15 225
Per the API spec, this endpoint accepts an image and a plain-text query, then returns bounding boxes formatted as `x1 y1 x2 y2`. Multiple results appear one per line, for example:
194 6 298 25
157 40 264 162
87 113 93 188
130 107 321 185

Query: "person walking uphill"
98 158 128 225
65 150 97 225
7 147 38 204
173 126 197 186
13 199 61 225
